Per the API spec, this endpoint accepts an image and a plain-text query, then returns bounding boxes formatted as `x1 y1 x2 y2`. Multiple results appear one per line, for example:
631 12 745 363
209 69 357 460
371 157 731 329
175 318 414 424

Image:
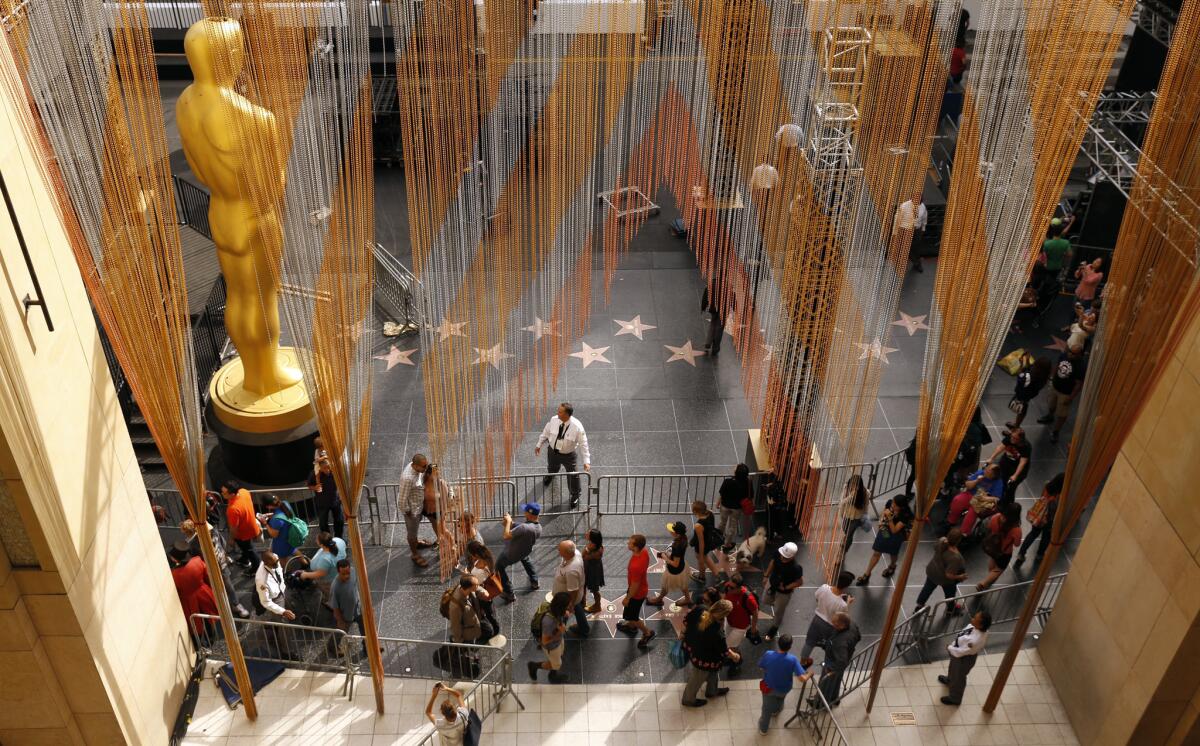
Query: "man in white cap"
762 542 803 641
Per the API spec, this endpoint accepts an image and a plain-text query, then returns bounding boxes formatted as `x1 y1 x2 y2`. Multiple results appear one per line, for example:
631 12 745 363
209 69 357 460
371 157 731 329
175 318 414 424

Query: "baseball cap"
1050 217 1063 226
521 502 541 516
666 521 687 535
778 542 798 559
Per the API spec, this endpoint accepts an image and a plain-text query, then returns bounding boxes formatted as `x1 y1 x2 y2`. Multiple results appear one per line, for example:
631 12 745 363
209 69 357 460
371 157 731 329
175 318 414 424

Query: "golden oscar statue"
178 17 315 480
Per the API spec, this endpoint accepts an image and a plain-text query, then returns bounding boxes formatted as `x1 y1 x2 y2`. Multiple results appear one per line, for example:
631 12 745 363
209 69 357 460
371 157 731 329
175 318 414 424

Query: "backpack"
530 600 552 638
439 587 458 619
275 504 308 547
737 586 759 616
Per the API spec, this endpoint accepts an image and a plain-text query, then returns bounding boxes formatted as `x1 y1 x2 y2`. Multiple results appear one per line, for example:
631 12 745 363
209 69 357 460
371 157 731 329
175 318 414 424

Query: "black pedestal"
205 402 320 485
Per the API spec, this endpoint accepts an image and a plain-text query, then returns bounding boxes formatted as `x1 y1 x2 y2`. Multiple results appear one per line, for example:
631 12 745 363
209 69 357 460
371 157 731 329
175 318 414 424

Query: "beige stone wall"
0 70 193 744
1040 308 1200 746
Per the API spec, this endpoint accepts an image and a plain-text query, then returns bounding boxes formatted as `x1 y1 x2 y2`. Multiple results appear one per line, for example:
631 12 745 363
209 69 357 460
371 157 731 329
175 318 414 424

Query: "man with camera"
398 453 438 568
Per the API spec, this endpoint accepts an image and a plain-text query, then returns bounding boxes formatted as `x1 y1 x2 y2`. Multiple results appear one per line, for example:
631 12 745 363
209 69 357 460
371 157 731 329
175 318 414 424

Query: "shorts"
1049 390 1072 419
622 597 645 622
660 571 690 595
726 625 748 649
544 644 564 670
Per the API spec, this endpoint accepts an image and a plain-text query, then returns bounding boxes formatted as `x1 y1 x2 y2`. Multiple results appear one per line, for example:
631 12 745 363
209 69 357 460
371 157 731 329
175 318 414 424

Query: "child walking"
583 528 605 614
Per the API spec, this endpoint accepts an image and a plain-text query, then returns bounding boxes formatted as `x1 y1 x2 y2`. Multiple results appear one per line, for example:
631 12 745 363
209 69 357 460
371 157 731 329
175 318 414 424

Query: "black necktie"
555 422 566 449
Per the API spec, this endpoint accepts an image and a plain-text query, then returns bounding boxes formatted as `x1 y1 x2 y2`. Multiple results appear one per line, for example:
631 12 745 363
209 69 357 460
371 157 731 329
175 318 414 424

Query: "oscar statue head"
184 17 244 86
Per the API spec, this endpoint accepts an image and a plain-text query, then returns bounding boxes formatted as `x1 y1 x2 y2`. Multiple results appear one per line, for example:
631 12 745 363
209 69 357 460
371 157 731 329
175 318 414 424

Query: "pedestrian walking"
445 575 491 644
688 500 724 585
1014 473 1064 567
681 600 740 707
717 464 751 548
977 503 1022 590
721 574 759 659
800 570 855 659
496 503 541 601
1037 344 1087 443
701 282 726 357
220 480 261 572
179 518 250 618
529 591 571 682
398 453 437 568
307 457 344 539
840 475 871 556
329 559 368 659
894 192 928 273
425 682 469 746
815 613 860 707
616 534 656 647
647 522 692 607
1006 357 1051 429
915 528 967 611
856 495 913 585
763 542 803 640
554 540 590 637
938 611 992 705
756 633 812 733
582 528 605 614
535 402 591 508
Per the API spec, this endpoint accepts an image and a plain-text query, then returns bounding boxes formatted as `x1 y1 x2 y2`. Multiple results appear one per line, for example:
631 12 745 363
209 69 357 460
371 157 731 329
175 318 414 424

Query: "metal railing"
402 653 523 746
191 275 231 407
784 676 850 745
151 486 371 545
594 472 765 517
191 613 356 693
826 572 1068 706
367 472 592 542
173 175 212 240
373 243 423 334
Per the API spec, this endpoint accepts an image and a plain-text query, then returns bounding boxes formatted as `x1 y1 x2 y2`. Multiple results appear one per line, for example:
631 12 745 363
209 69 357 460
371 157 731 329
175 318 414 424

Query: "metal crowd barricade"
368 472 592 545
400 652 523 746
190 613 355 697
826 572 1068 706
342 635 521 709
783 675 851 745
595 472 765 518
867 447 909 501
149 485 371 546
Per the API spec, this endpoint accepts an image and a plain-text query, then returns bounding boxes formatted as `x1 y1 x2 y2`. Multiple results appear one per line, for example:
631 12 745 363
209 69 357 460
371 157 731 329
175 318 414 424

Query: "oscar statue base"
207 348 318 485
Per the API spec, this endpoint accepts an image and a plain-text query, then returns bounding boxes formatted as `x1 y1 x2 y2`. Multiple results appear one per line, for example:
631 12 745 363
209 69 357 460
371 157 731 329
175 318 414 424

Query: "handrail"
785 675 850 745
828 572 1068 706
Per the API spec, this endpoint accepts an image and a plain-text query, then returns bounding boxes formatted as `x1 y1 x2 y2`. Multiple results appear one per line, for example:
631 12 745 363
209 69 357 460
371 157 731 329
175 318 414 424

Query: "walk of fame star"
664 340 705 366
647 601 692 637
613 315 656 340
372 345 417 371
430 318 467 342
1044 335 1068 352
855 339 899 364
523 317 556 340
588 594 634 637
473 344 513 370
892 311 930 336
569 342 612 368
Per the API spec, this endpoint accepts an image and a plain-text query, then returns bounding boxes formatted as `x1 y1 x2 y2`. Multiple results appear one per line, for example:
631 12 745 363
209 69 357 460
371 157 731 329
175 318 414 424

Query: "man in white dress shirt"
894 192 928 273
535 402 591 508
938 610 991 705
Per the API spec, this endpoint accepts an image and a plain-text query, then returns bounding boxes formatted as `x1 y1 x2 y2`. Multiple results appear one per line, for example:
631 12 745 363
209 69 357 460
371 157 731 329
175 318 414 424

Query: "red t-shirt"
725 586 758 629
627 549 650 599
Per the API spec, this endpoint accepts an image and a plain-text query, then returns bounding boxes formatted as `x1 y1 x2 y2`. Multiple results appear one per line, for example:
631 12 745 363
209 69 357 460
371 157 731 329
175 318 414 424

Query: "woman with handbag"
464 541 502 634
681 600 740 707
1006 357 1051 428
977 503 1022 591
855 495 913 585
1014 473 1063 568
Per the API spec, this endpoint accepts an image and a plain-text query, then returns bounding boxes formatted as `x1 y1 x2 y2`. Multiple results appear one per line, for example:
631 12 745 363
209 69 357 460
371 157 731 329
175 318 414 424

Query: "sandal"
411 554 429 568
882 565 897 578
855 574 869 586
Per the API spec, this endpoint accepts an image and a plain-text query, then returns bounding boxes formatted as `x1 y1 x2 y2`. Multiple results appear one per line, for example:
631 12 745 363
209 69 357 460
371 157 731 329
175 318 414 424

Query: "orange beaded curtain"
393 0 958 569
865 0 1134 712
189 1 385 710
0 0 260 718
985 0 1200 711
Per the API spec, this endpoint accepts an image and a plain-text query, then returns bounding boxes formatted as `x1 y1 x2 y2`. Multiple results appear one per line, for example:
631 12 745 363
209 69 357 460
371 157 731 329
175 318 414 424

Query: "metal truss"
1131 0 1177 47
1078 92 1157 198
